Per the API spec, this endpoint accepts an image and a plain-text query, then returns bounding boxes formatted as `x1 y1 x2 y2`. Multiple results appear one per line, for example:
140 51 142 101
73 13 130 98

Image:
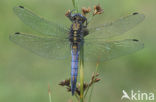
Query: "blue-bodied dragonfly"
10 6 145 95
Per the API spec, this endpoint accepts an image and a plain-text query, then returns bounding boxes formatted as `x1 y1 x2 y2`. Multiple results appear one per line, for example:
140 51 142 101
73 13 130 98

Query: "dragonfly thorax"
67 12 88 44
69 21 83 44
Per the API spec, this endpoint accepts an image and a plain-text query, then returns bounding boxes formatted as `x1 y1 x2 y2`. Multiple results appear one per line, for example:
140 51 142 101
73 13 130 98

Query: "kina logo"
121 90 155 101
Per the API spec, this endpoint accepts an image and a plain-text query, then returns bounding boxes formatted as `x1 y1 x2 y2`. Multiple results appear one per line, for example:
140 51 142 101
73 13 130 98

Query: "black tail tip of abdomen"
71 81 76 96
71 84 76 95
72 90 75 96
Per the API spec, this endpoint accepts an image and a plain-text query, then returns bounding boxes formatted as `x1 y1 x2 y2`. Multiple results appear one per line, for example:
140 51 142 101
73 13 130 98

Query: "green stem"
75 0 79 13
80 45 84 102
75 93 80 101
88 63 99 102
48 84 52 102
72 0 79 13
72 0 76 9
83 62 99 99
49 93 52 102
88 85 94 102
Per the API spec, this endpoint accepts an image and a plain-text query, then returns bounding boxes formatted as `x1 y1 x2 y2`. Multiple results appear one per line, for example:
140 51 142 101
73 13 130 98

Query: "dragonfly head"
65 10 88 26
71 13 87 24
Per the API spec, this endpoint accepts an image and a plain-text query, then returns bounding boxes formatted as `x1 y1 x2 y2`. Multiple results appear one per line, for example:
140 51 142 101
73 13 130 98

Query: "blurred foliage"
0 0 156 102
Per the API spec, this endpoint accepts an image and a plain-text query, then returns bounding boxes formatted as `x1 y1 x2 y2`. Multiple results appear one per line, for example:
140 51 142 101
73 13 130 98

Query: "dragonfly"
10 6 145 95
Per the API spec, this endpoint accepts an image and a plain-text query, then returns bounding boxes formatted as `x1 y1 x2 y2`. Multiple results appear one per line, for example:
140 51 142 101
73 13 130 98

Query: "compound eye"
73 17 76 20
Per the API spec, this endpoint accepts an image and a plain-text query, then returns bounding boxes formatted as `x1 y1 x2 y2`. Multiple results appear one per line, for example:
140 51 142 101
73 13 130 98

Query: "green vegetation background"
0 0 156 102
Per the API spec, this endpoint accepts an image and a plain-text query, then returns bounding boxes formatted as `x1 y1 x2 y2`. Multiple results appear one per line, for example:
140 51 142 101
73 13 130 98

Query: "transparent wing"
84 39 144 61
9 33 70 59
13 6 68 38
86 13 145 40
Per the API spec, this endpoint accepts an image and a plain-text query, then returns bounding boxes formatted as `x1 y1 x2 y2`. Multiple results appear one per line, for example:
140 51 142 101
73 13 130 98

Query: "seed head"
65 10 71 17
94 78 101 83
93 5 103 16
59 79 70 86
82 7 91 16
83 83 89 91
96 73 100 77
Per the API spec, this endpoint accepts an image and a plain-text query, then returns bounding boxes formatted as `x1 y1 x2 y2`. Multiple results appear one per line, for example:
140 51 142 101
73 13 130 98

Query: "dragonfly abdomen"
71 45 79 95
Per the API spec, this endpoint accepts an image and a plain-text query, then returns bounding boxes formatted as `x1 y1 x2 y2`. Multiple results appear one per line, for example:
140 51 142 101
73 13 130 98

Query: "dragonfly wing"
84 39 144 61
10 33 70 59
86 13 145 40
13 6 68 38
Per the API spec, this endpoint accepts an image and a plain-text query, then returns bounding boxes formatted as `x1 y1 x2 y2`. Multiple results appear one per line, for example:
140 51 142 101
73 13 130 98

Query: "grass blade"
80 45 84 102
48 83 52 102
72 0 76 8
88 63 100 102
72 0 79 13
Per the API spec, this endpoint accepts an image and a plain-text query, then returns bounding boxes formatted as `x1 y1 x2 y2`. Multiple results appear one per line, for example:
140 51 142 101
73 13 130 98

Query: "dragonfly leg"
84 18 88 27
66 9 76 21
